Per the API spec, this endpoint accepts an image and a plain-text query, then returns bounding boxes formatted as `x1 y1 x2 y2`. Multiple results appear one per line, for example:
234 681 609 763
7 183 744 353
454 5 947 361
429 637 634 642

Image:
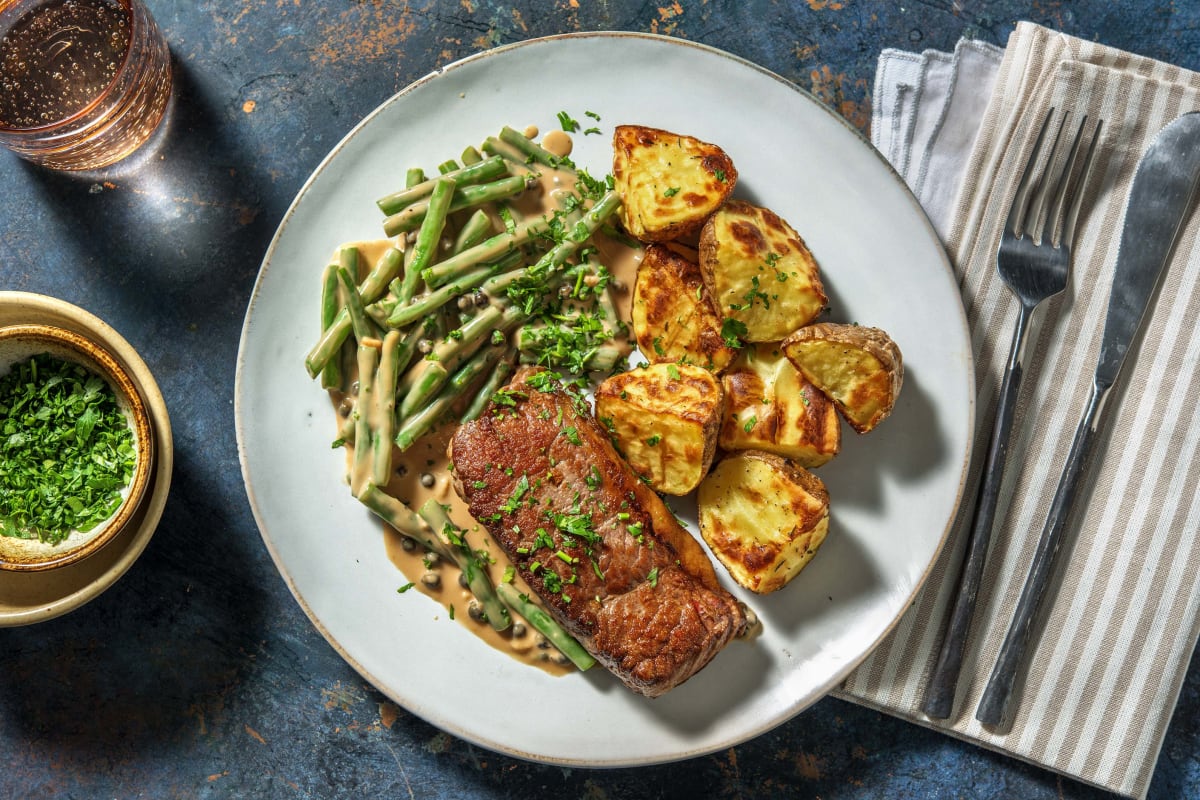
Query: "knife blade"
1095 111 1200 390
976 111 1200 728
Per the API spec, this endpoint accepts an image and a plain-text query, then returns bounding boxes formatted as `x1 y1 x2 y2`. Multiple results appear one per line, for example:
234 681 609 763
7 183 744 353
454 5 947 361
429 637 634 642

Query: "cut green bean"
358 483 455 563
397 361 448 422
352 343 378 494
377 156 507 215
382 175 531 237
337 267 375 343
460 145 482 165
418 498 509 631
437 159 459 174
372 330 403 486
388 248 523 329
461 353 515 423
452 209 493 255
422 215 550 288
405 168 425 189
307 249 400 377
498 125 561 168
480 136 535 169
398 177 456 303
319 264 344 390
496 583 595 671
395 347 500 451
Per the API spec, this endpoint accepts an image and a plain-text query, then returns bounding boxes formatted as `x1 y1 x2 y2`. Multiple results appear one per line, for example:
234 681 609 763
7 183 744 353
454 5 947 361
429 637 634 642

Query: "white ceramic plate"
236 33 973 766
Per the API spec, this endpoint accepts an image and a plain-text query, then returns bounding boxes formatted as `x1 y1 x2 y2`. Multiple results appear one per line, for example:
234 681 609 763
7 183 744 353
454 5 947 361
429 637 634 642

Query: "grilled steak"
449 368 748 697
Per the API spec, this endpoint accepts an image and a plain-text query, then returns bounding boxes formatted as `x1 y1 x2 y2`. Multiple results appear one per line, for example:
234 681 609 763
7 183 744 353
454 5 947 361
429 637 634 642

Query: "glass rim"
0 0 142 135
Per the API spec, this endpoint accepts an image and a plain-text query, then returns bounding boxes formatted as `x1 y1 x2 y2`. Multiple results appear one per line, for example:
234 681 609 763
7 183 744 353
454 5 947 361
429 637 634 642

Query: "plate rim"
235 30 975 766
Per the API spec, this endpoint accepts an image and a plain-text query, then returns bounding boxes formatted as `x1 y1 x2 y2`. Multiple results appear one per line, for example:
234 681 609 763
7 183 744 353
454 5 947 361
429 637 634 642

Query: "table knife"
976 110 1200 727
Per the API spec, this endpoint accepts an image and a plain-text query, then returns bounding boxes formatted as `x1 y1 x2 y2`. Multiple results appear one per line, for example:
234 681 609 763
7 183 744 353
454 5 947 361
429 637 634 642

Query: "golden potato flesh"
594 362 724 495
612 125 737 243
718 343 840 467
782 323 903 433
632 244 740 373
699 200 827 342
698 450 830 594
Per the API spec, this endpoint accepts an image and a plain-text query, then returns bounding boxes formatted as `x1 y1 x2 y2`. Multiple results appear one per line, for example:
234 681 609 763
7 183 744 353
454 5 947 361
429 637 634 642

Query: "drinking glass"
0 0 172 170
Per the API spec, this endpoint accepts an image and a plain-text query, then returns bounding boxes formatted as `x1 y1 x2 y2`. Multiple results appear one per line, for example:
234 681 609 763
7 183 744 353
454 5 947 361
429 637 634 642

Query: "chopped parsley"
647 567 660 587
0 354 135 544
645 434 662 447
663 187 680 197
397 582 415 594
720 318 748 348
743 415 758 433
557 110 580 132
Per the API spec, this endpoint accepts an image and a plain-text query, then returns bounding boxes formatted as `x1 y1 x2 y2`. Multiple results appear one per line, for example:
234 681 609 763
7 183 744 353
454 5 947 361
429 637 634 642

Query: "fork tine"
1038 112 1088 246
1061 119 1104 248
1026 111 1071 243
1007 109 1059 236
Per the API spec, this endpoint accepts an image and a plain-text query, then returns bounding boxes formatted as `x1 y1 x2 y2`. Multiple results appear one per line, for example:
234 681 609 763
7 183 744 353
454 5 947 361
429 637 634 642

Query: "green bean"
460 145 483 165
352 342 378 493
306 249 400 377
397 177 456 303
460 353 515 424
498 125 560 168
452 209 493 255
418 498 510 631
372 330 403 486
382 175 531 237
358 483 455 563
337 267 375 343
496 583 595 671
319 264 344 390
394 347 500 451
397 361 448 422
388 249 523 329
422 215 550 288
377 156 507 215
405 168 425 189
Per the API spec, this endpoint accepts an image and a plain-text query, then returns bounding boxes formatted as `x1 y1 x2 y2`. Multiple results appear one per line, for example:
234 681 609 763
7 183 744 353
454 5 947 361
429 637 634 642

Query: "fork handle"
976 380 1108 726
922 302 1035 720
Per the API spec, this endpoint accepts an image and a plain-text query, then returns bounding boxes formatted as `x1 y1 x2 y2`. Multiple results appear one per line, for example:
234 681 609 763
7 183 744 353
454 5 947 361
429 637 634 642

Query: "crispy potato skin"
699 200 827 342
632 244 740 373
782 323 904 433
595 362 724 496
613 125 737 243
718 343 840 467
698 450 830 594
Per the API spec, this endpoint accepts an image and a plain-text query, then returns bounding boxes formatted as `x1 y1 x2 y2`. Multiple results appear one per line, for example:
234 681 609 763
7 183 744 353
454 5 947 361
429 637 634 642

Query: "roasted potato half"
782 323 903 433
612 125 737 243
699 200 827 342
698 450 830 594
595 362 724 495
718 343 840 467
632 244 740 373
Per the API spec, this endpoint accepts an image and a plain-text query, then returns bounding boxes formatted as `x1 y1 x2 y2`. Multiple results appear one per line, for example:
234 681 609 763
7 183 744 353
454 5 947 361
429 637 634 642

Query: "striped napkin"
834 22 1200 799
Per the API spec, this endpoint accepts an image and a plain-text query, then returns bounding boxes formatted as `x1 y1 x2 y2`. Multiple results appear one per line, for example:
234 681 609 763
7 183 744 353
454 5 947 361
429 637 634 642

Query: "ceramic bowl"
0 323 155 571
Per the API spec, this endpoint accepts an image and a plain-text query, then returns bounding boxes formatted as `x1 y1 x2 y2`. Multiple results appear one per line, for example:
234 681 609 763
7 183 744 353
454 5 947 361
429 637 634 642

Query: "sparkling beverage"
0 0 171 170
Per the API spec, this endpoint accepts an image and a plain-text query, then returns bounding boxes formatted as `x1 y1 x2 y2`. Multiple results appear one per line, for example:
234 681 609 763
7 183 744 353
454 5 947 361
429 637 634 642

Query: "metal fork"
922 109 1103 720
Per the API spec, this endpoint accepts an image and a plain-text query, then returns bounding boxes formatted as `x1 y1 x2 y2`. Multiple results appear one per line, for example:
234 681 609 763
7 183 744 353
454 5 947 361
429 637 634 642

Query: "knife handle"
976 380 1109 727
922 302 1034 720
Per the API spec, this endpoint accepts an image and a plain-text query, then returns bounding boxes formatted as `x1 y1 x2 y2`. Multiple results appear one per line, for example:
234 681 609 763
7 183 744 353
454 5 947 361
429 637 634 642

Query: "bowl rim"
0 322 155 571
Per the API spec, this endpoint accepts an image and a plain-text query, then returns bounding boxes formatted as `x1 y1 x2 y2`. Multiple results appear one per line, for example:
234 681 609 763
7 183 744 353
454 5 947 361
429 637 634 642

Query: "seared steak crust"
450 369 747 696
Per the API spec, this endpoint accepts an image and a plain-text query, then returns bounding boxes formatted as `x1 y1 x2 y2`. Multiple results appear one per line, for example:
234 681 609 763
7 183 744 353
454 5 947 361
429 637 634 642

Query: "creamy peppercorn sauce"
333 134 643 674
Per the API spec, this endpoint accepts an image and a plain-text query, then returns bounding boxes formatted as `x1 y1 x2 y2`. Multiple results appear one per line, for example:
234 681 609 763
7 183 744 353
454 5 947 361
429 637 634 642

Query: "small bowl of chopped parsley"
0 324 154 572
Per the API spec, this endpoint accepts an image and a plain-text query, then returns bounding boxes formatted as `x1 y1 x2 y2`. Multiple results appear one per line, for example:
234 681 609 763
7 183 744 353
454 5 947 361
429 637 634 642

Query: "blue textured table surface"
2 2 1198 798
